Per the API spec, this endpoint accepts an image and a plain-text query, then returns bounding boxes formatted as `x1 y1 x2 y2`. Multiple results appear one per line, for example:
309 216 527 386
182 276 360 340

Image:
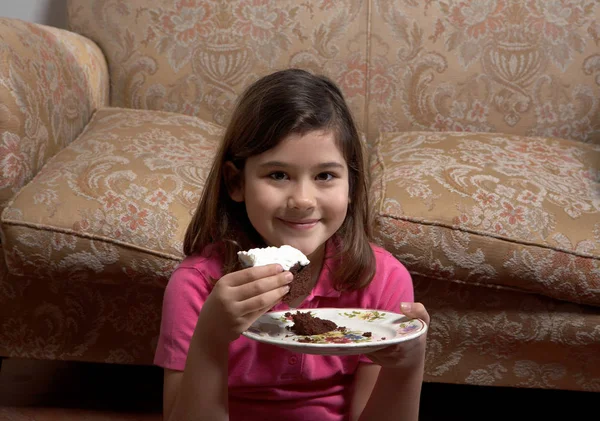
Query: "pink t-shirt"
154 241 413 421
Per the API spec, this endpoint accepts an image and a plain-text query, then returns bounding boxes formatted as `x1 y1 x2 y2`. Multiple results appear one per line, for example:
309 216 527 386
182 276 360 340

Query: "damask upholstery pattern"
415 275 600 391
0 255 165 364
368 0 600 144
0 18 109 215
371 131 600 306
1 108 222 285
67 0 369 130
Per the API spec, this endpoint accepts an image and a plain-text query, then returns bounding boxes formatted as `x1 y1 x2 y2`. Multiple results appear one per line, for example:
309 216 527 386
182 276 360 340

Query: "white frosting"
237 245 310 270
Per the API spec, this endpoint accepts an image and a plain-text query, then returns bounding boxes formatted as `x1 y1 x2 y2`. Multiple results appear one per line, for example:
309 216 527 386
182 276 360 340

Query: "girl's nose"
288 182 316 209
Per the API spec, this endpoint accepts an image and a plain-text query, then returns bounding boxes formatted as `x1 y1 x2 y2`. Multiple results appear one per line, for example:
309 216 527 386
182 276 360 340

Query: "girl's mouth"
279 218 319 230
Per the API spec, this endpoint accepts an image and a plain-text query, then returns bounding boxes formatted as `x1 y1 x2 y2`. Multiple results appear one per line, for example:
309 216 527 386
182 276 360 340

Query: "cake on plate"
285 311 338 335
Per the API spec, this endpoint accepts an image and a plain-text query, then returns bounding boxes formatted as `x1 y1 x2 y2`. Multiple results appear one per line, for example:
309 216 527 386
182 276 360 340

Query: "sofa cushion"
371 131 600 307
0 108 222 286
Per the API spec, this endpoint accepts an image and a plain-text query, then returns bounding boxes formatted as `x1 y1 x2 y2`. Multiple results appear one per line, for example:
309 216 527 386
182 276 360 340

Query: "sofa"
1 0 599 392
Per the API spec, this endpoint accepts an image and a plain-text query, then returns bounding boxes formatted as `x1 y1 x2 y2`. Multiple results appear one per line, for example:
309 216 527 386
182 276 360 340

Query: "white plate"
242 308 427 356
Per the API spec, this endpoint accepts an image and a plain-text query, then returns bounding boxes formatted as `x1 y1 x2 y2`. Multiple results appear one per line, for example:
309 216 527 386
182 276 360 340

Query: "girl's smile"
277 218 320 230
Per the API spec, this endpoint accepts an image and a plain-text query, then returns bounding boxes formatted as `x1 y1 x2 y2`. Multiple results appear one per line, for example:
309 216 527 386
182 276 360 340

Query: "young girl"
154 69 429 421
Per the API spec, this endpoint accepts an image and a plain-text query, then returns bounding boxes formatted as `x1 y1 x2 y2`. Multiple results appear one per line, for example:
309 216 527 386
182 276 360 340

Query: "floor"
0 358 597 420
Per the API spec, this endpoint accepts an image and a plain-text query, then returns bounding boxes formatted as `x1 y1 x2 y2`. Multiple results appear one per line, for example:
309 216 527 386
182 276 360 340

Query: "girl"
155 69 429 421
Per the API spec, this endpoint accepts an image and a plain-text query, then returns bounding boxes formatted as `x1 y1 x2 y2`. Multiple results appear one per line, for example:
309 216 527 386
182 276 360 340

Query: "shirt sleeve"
153 266 213 371
359 249 414 364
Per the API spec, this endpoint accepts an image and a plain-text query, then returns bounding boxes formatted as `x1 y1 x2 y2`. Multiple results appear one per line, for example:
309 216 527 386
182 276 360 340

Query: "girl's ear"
224 161 244 202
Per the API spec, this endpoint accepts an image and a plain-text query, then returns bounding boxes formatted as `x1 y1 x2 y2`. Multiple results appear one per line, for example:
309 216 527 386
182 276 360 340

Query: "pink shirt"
154 241 413 421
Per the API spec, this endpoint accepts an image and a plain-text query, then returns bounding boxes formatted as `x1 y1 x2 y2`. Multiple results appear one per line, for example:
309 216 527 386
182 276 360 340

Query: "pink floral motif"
150 0 213 46
500 201 527 225
517 190 543 207
101 191 123 211
369 58 394 105
121 203 149 231
524 0 586 42
445 0 507 40
536 103 558 124
467 100 489 122
474 190 500 207
339 53 367 98
507 142 579 167
145 189 173 210
233 0 288 44
0 132 30 190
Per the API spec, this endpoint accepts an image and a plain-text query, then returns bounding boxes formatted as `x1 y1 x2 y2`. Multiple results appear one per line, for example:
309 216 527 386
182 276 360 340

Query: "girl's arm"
164 325 230 421
350 363 380 420
162 264 292 421
356 302 429 421
357 353 426 421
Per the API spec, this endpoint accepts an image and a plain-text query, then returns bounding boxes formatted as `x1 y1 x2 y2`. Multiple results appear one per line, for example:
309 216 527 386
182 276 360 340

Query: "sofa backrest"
368 1 600 145
68 0 600 144
66 0 370 133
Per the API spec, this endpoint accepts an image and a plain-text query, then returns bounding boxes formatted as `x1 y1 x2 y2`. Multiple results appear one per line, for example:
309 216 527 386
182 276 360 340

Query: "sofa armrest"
0 18 109 212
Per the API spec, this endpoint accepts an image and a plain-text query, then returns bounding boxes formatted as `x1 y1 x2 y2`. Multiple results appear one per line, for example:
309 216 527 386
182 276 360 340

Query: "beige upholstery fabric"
0 18 109 214
371 131 600 306
67 0 369 130
64 1 600 144
416 275 600 391
0 267 164 364
1 108 222 285
367 1 600 144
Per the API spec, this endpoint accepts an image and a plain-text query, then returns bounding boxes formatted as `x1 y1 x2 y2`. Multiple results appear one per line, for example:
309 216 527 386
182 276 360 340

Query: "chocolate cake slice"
287 311 337 335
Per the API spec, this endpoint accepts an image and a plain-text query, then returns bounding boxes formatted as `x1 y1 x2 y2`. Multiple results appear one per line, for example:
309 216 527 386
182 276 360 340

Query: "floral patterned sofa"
1 1 599 392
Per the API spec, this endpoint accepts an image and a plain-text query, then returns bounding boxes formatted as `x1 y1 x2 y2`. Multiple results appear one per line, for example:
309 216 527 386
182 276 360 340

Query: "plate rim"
242 307 428 351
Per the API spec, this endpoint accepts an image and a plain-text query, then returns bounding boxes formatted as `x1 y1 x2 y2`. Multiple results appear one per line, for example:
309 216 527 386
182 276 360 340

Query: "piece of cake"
286 311 338 335
237 245 311 304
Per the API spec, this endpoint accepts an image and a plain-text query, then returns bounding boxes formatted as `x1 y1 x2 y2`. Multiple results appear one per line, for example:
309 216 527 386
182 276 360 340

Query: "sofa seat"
371 132 600 307
1 108 222 287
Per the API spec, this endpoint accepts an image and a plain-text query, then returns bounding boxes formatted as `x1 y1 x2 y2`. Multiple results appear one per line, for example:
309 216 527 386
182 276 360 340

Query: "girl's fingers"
235 271 293 301
225 264 284 287
242 295 286 325
237 284 291 316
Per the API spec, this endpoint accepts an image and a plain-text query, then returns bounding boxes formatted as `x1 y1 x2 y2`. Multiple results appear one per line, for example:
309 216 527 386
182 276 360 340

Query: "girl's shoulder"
173 243 225 281
369 242 411 280
370 243 403 266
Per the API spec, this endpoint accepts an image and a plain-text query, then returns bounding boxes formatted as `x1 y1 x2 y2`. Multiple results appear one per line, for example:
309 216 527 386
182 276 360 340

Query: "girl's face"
229 130 350 262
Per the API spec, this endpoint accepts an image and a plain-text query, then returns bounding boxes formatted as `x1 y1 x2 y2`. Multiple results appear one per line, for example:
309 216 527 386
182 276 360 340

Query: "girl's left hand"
365 302 430 369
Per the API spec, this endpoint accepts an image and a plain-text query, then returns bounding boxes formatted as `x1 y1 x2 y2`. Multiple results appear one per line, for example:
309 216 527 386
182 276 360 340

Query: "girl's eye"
269 171 288 181
316 172 334 181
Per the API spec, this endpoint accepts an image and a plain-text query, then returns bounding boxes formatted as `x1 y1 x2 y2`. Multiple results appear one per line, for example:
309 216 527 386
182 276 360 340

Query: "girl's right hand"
195 264 293 345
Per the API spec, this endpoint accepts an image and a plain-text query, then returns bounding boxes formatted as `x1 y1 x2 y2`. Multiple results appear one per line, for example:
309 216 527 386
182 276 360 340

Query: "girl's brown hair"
183 68 375 290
